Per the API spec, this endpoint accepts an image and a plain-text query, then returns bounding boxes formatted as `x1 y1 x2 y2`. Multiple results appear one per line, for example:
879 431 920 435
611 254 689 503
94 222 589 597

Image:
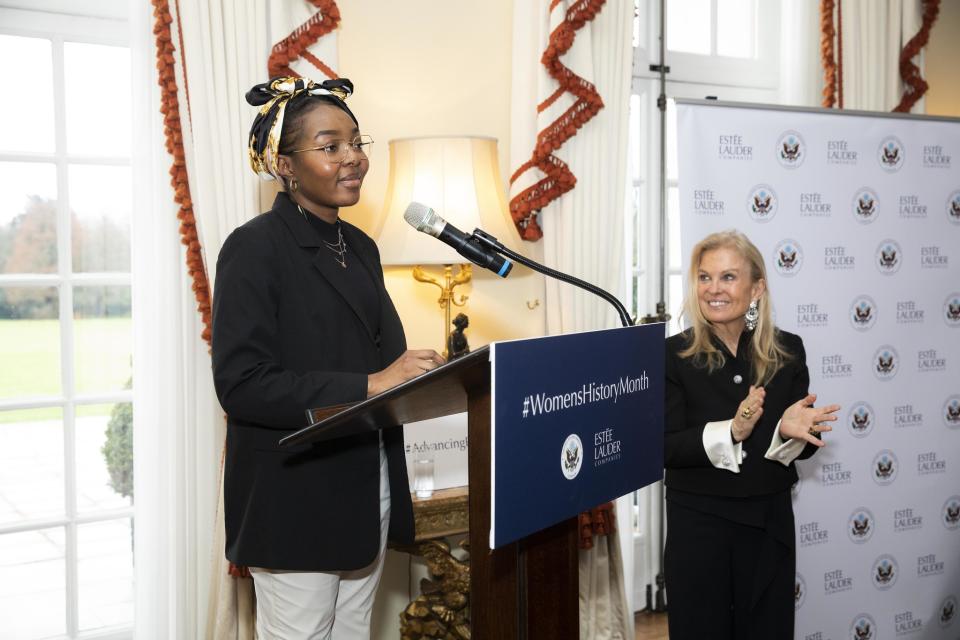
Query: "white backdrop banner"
677 100 960 640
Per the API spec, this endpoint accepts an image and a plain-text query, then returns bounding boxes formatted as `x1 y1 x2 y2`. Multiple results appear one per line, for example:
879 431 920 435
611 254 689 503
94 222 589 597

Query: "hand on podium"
367 349 445 396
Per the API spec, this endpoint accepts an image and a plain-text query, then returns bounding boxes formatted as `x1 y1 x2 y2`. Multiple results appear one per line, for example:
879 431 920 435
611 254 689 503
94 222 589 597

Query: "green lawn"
0 318 132 423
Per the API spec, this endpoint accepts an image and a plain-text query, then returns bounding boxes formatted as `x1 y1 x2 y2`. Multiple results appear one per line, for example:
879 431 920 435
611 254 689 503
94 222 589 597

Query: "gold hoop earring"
289 178 299 193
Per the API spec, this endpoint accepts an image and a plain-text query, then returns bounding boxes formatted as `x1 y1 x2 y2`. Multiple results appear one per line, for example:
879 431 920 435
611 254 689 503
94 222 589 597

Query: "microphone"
403 202 513 277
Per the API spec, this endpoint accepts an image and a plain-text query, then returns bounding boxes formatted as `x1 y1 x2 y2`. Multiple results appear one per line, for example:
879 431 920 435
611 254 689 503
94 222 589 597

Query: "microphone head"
403 202 445 237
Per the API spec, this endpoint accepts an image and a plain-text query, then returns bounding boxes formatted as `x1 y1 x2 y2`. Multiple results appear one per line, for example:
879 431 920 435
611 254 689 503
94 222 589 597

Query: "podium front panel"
489 324 665 549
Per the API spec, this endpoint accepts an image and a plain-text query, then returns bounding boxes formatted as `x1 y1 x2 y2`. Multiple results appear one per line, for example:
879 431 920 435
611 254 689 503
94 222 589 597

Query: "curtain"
130 2 228 637
779 0 823 107
840 0 923 111
511 1 635 637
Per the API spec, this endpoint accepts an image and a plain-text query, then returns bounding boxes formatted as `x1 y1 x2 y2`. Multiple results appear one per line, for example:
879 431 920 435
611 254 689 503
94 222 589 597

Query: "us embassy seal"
849 295 877 331
947 190 960 225
747 184 778 222
560 433 583 480
848 507 875 543
875 239 902 275
872 449 899 485
849 613 877 640
852 187 879 224
777 130 805 168
944 293 960 328
871 554 899 590
944 395 960 430
878 135 905 172
847 402 875 438
943 496 960 531
873 345 899 380
773 239 803 276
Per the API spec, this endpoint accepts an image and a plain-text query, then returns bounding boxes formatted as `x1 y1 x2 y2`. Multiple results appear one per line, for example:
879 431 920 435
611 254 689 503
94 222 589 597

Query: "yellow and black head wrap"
245 76 357 181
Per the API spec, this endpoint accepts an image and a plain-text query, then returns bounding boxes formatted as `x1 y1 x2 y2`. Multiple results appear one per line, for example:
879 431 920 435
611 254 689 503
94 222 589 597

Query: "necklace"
299 205 348 268
324 223 348 268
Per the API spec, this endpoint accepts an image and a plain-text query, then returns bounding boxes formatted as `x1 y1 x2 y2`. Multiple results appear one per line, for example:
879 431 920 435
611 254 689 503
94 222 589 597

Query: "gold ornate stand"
412 264 472 357
396 487 471 640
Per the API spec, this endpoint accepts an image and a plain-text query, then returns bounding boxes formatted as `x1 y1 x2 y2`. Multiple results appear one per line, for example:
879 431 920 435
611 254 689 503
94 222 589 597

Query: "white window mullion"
51 32 80 640
0 507 134 537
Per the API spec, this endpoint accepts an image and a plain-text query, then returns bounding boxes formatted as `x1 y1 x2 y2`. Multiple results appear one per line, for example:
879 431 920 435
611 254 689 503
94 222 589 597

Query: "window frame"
0 5 134 639
633 0 780 88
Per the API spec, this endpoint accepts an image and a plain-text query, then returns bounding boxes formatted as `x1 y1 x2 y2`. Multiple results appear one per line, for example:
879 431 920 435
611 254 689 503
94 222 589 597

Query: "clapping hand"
731 385 765 442
779 393 840 447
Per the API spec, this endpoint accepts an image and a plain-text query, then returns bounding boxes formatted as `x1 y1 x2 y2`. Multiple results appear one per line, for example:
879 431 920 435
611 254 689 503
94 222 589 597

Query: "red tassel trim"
578 501 617 550
893 0 940 113
819 0 838 109
509 0 607 241
151 0 212 346
268 0 341 79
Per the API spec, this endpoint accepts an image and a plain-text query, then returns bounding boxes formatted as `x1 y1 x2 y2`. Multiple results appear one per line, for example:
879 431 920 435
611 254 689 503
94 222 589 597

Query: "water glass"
413 457 435 499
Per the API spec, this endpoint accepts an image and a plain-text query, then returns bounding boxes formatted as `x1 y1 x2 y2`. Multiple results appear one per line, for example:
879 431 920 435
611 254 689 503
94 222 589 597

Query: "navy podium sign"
489 324 664 549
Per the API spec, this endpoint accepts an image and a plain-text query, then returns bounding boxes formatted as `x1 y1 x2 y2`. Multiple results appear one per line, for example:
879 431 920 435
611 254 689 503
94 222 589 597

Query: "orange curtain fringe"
893 0 940 113
268 0 341 79
509 0 607 241
152 0 212 344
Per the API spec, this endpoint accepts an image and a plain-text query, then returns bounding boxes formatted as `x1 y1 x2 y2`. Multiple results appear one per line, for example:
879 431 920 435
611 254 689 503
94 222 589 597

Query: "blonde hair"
678 230 791 386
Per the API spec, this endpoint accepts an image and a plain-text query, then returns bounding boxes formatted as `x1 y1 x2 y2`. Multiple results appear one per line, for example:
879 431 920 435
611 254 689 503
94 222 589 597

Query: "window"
0 5 133 639
627 0 780 330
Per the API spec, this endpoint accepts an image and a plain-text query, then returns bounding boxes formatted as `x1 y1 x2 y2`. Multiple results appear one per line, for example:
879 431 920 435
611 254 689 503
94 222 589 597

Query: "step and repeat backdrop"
677 101 960 639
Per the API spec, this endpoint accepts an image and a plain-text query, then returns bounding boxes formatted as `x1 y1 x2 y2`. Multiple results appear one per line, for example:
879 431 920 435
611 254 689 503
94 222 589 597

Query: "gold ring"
741 407 753 419
809 427 818 436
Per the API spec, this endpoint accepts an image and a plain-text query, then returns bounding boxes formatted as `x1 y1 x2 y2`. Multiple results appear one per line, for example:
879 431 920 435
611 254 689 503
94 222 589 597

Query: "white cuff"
703 419 743 473
764 420 806 466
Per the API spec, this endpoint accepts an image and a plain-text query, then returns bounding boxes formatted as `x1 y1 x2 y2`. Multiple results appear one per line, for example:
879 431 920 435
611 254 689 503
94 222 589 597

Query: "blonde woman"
663 230 839 639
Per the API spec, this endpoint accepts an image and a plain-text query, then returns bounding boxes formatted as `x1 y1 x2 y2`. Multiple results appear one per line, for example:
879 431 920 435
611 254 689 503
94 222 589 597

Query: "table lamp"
376 136 519 356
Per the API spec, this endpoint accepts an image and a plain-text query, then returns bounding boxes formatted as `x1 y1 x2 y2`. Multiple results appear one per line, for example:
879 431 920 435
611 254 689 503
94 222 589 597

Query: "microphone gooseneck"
471 229 634 328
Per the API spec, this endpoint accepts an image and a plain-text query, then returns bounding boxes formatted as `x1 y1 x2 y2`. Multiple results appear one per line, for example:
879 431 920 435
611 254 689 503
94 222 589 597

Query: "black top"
211 192 414 571
664 328 817 499
306 212 382 333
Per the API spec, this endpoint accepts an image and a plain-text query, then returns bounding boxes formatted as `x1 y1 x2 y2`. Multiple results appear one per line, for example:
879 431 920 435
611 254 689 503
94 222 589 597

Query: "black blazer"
664 328 816 498
211 192 414 571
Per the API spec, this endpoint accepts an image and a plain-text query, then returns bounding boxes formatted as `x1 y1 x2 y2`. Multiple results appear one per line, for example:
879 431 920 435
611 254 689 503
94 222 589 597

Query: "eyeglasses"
289 135 374 163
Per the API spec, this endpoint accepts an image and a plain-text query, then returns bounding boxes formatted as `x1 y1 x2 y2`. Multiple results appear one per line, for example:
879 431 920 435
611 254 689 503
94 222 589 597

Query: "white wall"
338 0 545 357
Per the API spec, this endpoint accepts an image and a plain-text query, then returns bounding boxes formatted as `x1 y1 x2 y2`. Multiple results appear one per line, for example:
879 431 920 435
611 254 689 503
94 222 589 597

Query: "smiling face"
696 246 765 333
277 103 368 222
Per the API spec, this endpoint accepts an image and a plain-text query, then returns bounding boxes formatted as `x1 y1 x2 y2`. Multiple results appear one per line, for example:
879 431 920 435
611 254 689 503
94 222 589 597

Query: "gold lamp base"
412 263 472 358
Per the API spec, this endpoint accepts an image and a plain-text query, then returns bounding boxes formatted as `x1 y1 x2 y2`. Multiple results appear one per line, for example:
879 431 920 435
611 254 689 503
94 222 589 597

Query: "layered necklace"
299 204 348 268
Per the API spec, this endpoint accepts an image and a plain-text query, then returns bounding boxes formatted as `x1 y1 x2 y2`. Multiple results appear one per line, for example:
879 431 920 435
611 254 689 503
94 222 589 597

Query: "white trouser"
251 442 391 640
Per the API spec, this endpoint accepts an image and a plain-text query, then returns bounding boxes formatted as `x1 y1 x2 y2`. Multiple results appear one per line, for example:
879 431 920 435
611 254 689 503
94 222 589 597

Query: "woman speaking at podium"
211 77 444 639
663 230 840 639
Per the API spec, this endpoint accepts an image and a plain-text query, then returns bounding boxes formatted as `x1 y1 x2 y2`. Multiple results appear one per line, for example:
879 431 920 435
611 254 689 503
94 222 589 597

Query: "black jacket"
664 328 816 498
211 192 414 571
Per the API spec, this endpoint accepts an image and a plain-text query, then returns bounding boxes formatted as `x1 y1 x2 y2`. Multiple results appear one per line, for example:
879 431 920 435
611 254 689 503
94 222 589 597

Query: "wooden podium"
281 346 579 640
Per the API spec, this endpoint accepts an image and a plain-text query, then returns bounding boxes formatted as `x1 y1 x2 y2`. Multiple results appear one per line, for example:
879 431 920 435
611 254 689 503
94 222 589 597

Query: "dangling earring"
745 300 759 331
289 178 299 193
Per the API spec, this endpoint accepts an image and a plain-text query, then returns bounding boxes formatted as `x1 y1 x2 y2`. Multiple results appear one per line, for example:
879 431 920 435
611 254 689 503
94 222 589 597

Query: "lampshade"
375 136 520 265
